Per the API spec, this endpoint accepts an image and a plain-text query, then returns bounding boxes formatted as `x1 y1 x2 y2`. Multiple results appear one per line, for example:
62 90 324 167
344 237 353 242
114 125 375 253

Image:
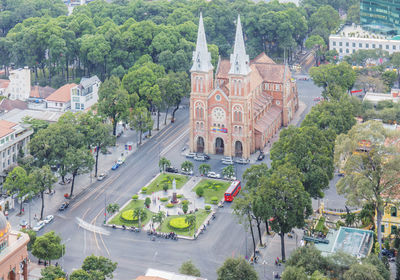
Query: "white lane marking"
76 217 110 236
160 128 190 156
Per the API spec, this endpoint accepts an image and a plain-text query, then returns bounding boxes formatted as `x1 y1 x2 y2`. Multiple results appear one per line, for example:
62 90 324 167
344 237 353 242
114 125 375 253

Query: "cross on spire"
229 15 250 75
191 12 213 72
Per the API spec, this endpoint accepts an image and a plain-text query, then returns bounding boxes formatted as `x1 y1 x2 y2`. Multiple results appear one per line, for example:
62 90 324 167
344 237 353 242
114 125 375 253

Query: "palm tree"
181 161 194 172
185 214 196 231
222 165 235 179
106 203 120 215
198 164 211 176
152 211 166 226
134 208 147 227
159 157 171 172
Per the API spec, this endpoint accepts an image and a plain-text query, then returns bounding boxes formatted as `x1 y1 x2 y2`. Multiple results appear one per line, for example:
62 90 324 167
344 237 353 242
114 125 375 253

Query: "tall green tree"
217 257 258 280
158 157 171 172
40 265 66 280
222 165 235 179
97 76 129 135
305 35 326 66
3 166 29 214
181 161 194 173
179 260 201 277
334 121 400 256
198 164 211 176
65 148 95 197
30 166 57 220
260 163 312 261
32 231 64 266
81 255 117 280
129 106 153 145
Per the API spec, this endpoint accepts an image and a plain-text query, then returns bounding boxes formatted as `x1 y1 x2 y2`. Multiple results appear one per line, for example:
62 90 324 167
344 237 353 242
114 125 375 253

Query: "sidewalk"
5 112 172 230
252 229 303 279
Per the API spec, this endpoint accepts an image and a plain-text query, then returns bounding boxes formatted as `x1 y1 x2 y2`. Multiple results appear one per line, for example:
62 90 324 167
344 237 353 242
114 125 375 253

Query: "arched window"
238 80 242 96
234 111 238 122
391 206 397 217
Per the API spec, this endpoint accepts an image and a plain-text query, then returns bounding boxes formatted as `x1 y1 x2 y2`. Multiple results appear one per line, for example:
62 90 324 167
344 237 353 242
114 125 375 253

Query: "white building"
329 24 400 58
5 67 31 101
71 75 101 112
45 83 77 111
0 120 32 179
363 90 400 104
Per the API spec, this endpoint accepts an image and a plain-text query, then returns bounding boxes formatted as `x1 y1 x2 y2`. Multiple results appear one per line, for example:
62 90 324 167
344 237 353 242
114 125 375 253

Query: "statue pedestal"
171 192 178 204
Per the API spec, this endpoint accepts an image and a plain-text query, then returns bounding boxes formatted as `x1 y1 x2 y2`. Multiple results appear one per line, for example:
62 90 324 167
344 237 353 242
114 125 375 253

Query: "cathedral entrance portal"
235 141 243 158
197 137 205 153
215 138 224 154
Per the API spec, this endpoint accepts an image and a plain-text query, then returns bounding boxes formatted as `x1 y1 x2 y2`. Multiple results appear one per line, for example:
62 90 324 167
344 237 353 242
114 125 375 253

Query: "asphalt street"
36 77 346 279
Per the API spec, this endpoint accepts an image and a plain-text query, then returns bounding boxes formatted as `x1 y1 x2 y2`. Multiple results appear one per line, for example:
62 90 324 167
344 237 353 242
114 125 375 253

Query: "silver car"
194 155 206 161
185 152 196 158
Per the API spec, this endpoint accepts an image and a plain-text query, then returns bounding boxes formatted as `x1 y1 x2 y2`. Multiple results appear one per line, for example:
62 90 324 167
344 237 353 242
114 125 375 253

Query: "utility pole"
104 194 106 224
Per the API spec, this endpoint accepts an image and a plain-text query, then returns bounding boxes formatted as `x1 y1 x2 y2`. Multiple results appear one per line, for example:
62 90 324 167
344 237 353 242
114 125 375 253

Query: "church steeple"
229 15 250 75
191 12 213 72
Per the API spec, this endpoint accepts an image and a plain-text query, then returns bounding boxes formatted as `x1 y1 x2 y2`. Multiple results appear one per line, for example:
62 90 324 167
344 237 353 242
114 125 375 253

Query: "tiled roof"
0 99 27 112
254 105 282 132
30 86 56 99
216 59 231 79
251 52 276 64
80 75 100 89
45 83 77 103
0 79 10 89
254 63 285 83
0 120 17 138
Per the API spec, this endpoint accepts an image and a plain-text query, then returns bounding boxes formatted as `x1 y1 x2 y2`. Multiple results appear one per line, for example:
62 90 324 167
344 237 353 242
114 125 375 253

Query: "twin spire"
191 13 250 76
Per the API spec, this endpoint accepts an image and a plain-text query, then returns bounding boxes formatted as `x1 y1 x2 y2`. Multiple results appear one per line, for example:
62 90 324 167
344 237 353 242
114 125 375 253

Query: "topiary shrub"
160 197 168 202
169 217 190 230
181 200 189 205
205 205 211 211
182 203 188 214
141 187 148 194
132 194 139 200
196 187 204 197
166 203 174 208
120 210 138 222
163 183 169 192
177 194 183 198
211 196 218 204
145 197 151 208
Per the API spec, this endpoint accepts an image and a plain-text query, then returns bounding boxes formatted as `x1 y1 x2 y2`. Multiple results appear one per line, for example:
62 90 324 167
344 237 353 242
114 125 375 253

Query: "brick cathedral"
189 14 299 159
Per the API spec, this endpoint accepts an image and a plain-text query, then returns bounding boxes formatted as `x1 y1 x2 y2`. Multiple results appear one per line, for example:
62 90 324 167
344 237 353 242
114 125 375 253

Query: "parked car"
185 152 196 158
32 221 45 232
166 166 179 173
117 157 126 165
222 158 234 165
58 202 69 211
181 169 194 175
207 172 221 179
97 173 107 181
43 215 54 224
257 152 265 161
235 158 250 164
194 155 206 161
111 163 120 170
224 175 237 181
198 153 210 160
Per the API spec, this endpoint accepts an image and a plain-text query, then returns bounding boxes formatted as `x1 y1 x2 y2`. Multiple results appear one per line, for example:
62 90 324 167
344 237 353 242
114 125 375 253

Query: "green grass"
159 210 210 237
192 179 231 204
145 173 189 194
108 200 153 226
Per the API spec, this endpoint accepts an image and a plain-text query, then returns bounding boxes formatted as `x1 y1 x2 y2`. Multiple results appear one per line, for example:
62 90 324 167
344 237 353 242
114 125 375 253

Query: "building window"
339 42 342 46
394 45 396 50
346 49 349 53
352 43 355 47
386 45 389 49
372 44 376 48
346 42 349 47
366 43 369 48
381 225 385 233
391 207 397 217
379 44 382 49
75 103 80 110
276 100 281 105
216 94 221 101
352 49 355 53
81 104 84 110
339 48 343 53
359 43 362 47
333 42 336 46
7 149 9 156
392 225 398 235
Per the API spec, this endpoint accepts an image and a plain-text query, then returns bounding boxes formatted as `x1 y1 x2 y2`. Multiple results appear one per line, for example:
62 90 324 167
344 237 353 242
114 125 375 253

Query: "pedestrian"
34 214 37 221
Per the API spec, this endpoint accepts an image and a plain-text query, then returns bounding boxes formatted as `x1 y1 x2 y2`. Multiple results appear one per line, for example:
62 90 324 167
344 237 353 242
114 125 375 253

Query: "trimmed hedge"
205 205 211 211
160 197 168 202
169 217 190 230
211 196 218 204
181 200 189 205
132 195 139 200
177 194 183 198
120 210 138 222
141 187 147 194
166 203 174 208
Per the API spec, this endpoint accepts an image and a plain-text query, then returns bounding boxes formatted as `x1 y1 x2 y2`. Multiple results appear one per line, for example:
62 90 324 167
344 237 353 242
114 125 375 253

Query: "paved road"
34 77 345 279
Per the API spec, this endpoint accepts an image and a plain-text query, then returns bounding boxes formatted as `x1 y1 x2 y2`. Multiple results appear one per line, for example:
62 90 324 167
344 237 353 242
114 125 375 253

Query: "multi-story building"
5 68 31 101
0 120 33 180
329 24 400 58
0 212 29 280
45 83 77 111
71 75 101 112
189 14 298 159
360 0 400 35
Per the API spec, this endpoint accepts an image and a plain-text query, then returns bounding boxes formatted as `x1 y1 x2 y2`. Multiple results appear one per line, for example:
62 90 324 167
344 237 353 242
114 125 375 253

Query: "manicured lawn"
192 179 231 204
108 200 153 226
145 173 189 194
159 210 210 237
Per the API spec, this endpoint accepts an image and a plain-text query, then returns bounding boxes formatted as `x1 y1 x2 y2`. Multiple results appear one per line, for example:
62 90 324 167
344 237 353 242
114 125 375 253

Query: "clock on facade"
212 107 226 121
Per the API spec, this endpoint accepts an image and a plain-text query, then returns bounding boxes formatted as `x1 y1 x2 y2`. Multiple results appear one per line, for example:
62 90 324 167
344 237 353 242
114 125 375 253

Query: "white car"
235 158 250 164
185 152 196 158
207 172 221 179
194 155 206 161
97 173 107 181
181 169 194 175
117 157 125 165
43 215 54 224
33 221 46 232
222 159 234 165
224 175 237 181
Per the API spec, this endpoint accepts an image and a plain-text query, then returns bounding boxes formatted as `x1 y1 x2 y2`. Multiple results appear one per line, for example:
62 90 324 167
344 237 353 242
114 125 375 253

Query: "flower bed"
120 210 139 222
160 197 168 202
169 217 190 230
192 179 231 204
166 203 174 208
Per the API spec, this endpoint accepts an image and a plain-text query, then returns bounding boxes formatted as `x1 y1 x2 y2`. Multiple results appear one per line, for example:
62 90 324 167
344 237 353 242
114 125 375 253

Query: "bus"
224 180 241 202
